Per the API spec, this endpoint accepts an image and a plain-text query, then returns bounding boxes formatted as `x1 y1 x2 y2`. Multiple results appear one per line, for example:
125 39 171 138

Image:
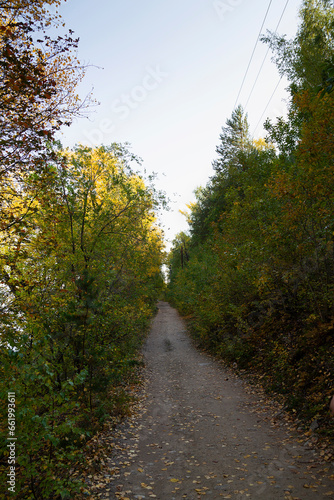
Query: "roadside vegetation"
167 0 334 436
0 2 165 498
1 0 334 498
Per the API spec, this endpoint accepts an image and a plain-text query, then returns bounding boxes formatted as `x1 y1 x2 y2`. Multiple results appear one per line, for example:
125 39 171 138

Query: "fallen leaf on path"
141 483 153 490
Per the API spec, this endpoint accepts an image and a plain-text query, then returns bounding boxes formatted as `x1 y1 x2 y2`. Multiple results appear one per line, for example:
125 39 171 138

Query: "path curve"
98 302 334 499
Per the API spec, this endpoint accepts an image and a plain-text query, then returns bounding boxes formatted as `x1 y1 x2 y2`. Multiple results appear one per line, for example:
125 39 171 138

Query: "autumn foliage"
0 2 165 498
0 143 165 498
168 0 334 435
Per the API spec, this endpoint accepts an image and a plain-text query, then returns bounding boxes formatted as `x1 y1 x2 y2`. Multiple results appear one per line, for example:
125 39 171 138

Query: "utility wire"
252 76 283 136
233 0 273 110
244 46 271 110
244 0 290 111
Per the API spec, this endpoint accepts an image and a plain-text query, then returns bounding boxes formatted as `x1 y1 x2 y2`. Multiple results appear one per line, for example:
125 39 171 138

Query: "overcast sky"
56 0 302 249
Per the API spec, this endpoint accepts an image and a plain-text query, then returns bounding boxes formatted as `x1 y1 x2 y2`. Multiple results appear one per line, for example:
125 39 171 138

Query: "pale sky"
56 0 302 249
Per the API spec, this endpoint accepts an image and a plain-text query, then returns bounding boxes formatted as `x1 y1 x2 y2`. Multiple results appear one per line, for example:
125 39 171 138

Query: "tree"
188 108 253 244
262 0 334 159
0 0 88 235
212 105 251 174
167 0 334 429
0 3 165 497
0 143 165 497
262 0 334 93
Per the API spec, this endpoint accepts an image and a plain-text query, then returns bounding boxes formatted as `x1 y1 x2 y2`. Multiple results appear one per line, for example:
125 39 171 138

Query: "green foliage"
0 3 165 498
168 1 334 434
212 105 252 174
262 0 334 93
0 144 165 498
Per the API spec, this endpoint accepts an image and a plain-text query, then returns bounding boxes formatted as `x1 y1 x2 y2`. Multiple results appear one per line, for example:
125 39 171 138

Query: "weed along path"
93 302 334 499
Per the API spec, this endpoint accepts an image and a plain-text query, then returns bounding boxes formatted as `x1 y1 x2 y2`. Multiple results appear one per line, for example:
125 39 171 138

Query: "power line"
244 0 290 111
252 76 283 136
233 0 273 110
244 46 271 110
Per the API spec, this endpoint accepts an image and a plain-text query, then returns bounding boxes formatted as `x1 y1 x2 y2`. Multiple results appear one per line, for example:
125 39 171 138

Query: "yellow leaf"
141 483 153 489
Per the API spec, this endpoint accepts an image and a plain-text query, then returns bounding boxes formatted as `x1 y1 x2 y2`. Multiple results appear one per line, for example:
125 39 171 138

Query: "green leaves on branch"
167 0 334 432
0 143 165 498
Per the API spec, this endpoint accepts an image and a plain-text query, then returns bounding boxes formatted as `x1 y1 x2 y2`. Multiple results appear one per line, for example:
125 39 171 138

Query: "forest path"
95 302 334 499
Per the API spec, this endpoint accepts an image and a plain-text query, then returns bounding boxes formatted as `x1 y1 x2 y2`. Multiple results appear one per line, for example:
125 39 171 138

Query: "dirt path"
94 302 334 499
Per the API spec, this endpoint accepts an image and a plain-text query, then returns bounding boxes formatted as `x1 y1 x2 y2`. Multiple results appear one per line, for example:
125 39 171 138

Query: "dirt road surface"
95 302 334 499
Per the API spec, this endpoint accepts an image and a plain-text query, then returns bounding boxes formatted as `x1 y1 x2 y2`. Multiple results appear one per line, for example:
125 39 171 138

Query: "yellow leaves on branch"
61 145 164 277
253 138 275 151
1 0 62 25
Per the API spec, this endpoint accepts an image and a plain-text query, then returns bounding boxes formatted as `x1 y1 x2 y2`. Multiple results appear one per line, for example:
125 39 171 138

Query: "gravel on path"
92 302 334 499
